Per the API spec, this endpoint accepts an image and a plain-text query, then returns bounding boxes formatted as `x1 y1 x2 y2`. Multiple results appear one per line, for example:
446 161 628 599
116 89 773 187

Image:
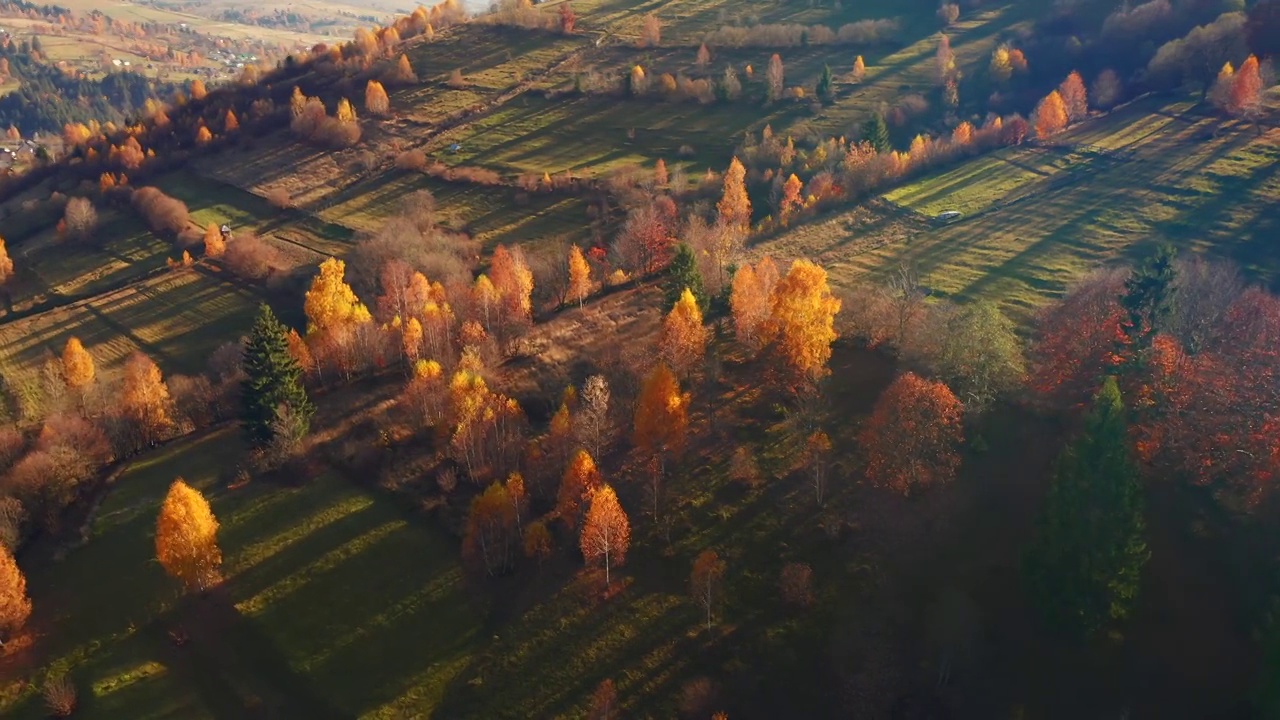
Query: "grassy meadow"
3 428 481 719
762 94 1280 318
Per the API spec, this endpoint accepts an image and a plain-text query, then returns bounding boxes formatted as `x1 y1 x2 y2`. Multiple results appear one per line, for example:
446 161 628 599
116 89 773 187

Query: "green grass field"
0 269 261 388
764 94 1280 318
3 428 481 719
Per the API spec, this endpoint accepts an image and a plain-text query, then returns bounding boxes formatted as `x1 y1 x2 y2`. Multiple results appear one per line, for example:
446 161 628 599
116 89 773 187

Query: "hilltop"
0 0 1278 718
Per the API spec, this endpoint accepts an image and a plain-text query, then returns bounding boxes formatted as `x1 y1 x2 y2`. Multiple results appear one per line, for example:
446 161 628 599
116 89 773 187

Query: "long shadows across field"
3 429 483 719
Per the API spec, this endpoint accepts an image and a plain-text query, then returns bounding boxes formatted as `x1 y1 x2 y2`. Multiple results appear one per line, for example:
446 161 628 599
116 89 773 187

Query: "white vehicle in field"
936 210 962 223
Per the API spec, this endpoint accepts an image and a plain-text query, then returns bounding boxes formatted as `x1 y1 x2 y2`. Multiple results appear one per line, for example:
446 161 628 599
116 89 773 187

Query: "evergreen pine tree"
1119 244 1178 365
863 113 891 152
240 303 313 449
1024 377 1149 638
817 64 833 101
665 243 705 311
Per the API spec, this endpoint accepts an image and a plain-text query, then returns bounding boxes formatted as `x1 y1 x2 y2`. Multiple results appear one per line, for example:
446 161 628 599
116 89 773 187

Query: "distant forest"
0 39 177 136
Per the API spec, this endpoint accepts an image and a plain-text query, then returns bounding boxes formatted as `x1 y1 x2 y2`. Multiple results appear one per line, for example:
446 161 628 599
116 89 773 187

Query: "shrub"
265 187 292 209
42 674 77 718
395 149 427 171
678 677 721 719
937 3 960 26
63 197 97 243
222 233 282 280
131 187 190 236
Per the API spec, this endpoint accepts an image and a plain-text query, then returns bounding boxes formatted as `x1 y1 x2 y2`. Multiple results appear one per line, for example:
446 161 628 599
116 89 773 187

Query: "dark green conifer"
240 303 312 450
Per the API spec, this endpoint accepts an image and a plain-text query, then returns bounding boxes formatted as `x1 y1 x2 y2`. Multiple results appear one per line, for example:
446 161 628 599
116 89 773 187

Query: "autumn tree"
224 109 239 133
1025 377 1148 638
524 519 553 565
63 197 97 242
304 257 372 336
806 430 832 504
240 304 312 452
578 374 611 460
659 288 708 378
1033 90 1068 140
633 364 689 519
860 372 963 495
0 236 12 286
716 156 751 252
155 479 222 593
489 244 534 331
580 483 631 585
690 549 726 631
336 97 358 124
567 244 591 307
1058 71 1088 123
766 53 784 102
696 43 711 68
730 257 779 352
640 13 661 47
767 259 841 388
1230 54 1264 126
121 352 172 448
60 337 95 393
0 544 31 647
778 174 803 226
559 2 576 33
365 79 391 116
190 78 207 100
588 679 618 720
462 482 518 576
851 55 866 83
203 222 225 258
557 449 602 530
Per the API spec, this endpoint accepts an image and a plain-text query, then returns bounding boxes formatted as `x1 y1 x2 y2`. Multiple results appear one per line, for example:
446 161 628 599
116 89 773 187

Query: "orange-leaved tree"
304 257 372 336
1230 55 1264 125
1058 71 1088 123
155 478 222 592
716 157 751 234
767 259 841 389
633 363 689 519
489 244 534 329
690 549 725 631
568 244 592 307
0 235 13 285
203 222 225 258
61 336 95 392
588 679 618 720
859 372 964 495
659 287 708 379
224 109 239 132
365 79 390 116
471 274 499 333
778 174 803 225
462 482 518 576
557 449 602 530
121 351 172 447
0 544 31 648
730 257 779 352
580 483 631 585
1033 90 1068 139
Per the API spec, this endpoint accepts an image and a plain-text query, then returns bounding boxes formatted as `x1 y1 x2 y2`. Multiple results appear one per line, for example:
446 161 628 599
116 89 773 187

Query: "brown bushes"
221 233 284 280
131 186 190 236
394 149 428 171
42 674 77 718
424 161 503 186
266 187 293 209
62 197 98 243
290 96 361 149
